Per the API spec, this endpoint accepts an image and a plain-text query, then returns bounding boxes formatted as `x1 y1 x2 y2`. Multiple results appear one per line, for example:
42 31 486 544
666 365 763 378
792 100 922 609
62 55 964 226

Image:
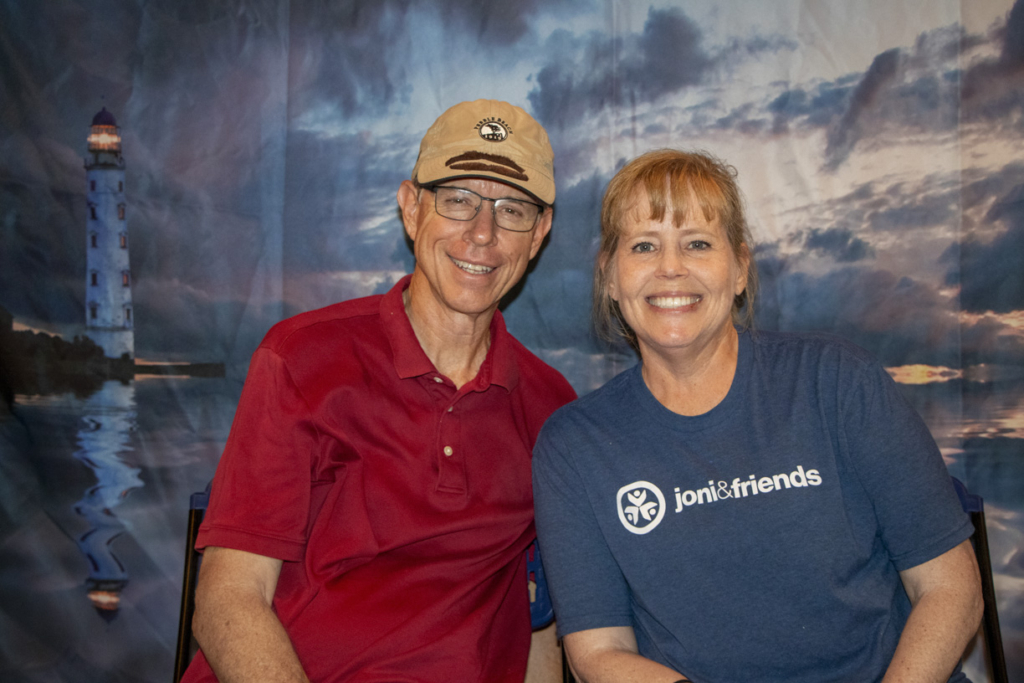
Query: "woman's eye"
689 240 711 250
631 242 655 253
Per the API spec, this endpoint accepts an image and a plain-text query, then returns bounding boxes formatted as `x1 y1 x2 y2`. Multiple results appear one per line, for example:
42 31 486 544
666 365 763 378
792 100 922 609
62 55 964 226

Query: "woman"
532 150 982 683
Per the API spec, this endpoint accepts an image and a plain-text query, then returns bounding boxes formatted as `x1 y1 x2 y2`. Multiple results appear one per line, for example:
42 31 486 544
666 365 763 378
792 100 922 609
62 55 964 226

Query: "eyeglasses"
423 185 545 233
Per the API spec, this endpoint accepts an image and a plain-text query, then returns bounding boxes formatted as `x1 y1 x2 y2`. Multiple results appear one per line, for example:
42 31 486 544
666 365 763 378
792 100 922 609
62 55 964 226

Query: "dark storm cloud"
755 254 964 368
502 173 607 351
944 174 1024 314
426 0 584 45
824 48 901 169
527 7 713 127
767 79 856 132
961 0 1024 131
867 190 958 233
1000 0 1024 66
282 128 413 276
290 0 580 117
802 228 874 262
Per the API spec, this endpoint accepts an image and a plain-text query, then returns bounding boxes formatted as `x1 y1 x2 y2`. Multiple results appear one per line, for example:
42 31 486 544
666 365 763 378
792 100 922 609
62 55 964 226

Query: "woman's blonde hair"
594 149 758 348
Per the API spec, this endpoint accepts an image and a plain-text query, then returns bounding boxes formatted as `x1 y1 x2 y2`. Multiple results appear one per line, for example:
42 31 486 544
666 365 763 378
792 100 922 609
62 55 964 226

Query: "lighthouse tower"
84 107 134 359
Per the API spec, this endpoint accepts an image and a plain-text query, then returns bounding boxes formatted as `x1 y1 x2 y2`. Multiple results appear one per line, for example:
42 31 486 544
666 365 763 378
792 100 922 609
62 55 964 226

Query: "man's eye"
498 202 526 219
441 192 472 207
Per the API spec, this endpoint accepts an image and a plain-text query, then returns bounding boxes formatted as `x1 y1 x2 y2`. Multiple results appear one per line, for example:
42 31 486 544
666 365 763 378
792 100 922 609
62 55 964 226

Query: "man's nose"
465 201 499 245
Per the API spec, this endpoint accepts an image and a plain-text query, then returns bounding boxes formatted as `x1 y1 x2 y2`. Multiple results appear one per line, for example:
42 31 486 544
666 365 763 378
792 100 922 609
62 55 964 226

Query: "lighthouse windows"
122 271 130 287
90 232 98 248
124 307 132 327
89 304 98 320
90 271 98 286
118 181 123 192
118 204 125 220
91 180 96 191
89 204 97 220
119 233 127 248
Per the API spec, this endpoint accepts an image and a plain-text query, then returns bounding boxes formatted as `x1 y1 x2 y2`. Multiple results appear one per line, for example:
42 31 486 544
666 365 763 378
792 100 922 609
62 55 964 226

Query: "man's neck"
402 285 493 389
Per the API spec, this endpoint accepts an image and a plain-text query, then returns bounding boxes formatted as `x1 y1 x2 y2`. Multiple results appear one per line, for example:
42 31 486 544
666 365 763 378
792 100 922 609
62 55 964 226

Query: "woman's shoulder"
542 362 641 431
748 328 878 369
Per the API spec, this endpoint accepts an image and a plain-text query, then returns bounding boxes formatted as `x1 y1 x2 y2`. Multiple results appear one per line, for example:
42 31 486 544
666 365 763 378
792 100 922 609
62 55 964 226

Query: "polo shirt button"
443 446 453 457
447 406 453 412
433 376 443 384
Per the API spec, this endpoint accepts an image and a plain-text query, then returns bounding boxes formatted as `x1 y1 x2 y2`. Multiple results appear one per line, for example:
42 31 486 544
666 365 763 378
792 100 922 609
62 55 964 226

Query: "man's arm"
882 539 983 683
562 626 687 683
193 546 309 683
524 622 561 683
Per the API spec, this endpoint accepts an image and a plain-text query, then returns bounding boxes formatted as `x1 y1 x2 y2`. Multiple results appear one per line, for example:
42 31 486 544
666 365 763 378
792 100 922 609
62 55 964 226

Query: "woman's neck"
640 326 741 416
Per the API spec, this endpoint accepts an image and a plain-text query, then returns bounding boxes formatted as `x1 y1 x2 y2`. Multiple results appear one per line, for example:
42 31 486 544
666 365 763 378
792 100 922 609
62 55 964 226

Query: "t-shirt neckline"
628 329 751 433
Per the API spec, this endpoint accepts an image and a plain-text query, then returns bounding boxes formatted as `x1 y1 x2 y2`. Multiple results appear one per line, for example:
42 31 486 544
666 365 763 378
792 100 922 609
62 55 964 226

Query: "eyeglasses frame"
418 183 546 233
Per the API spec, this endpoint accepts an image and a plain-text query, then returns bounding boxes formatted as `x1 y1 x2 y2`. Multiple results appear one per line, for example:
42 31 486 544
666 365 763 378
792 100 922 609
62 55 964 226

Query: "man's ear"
397 180 421 242
528 209 554 260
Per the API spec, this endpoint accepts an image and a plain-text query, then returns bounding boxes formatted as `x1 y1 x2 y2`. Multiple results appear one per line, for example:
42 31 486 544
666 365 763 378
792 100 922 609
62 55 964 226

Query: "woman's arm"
563 626 688 683
882 539 983 683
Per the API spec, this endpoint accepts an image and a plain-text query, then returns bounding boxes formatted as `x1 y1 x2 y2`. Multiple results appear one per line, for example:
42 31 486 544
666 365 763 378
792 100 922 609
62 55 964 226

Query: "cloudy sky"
1 0 1022 383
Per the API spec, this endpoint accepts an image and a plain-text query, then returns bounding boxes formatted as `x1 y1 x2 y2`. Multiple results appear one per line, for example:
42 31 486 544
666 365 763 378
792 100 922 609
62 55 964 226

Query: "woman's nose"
657 246 687 277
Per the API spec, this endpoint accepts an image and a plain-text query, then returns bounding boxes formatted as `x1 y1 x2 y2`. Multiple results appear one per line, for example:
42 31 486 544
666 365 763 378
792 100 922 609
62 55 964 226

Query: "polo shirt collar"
380 274 520 391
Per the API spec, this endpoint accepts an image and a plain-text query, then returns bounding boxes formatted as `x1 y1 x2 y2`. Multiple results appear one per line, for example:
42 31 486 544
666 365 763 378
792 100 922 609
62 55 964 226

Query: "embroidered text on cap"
476 118 510 142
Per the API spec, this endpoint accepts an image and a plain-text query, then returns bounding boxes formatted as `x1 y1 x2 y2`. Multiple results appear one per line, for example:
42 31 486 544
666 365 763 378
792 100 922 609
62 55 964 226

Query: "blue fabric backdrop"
1 1 1022 681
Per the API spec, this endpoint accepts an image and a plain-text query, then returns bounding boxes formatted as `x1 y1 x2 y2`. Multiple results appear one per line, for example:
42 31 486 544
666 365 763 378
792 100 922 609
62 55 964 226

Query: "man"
182 100 576 683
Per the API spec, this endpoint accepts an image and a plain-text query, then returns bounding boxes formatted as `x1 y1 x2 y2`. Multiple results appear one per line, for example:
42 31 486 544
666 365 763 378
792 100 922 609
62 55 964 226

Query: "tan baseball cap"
412 99 555 205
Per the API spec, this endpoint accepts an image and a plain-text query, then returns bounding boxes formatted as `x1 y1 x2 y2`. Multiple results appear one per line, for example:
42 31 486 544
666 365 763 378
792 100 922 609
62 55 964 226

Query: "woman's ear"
734 243 751 296
601 253 618 301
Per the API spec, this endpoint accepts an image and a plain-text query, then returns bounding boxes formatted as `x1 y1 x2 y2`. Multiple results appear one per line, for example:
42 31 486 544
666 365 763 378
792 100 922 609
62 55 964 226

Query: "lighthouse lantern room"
84 107 134 359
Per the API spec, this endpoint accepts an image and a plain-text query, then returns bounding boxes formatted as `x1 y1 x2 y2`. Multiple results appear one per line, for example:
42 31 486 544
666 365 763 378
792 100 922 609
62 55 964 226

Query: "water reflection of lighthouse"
73 380 141 614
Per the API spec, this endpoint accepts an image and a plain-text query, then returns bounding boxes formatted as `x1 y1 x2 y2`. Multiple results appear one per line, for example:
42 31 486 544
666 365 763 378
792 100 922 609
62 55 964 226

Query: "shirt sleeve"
839 355 973 571
197 346 320 561
532 412 634 639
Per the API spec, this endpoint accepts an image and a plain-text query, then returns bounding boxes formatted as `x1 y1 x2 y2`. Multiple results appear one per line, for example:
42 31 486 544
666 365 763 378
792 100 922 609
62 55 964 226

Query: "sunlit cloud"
886 364 962 384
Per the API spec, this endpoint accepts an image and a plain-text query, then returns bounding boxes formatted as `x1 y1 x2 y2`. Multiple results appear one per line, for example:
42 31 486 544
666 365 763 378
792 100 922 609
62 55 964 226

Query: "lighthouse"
84 107 134 359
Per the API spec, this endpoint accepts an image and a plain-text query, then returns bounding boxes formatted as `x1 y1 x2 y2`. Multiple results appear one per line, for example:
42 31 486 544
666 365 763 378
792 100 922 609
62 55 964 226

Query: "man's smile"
450 256 495 275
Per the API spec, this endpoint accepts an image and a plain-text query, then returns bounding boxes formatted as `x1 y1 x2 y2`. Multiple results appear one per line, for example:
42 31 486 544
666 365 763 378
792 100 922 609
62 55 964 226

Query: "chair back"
951 477 1008 683
173 485 209 683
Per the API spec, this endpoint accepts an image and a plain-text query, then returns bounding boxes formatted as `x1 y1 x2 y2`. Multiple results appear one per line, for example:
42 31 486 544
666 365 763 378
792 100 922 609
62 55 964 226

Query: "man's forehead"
437 177 534 200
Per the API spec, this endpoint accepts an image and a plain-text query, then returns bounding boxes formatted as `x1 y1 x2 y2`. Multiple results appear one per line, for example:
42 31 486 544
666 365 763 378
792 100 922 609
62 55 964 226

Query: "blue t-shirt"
532 330 973 683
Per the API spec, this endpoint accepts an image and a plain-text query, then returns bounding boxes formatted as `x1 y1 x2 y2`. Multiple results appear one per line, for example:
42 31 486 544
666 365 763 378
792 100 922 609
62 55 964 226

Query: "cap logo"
476 117 510 142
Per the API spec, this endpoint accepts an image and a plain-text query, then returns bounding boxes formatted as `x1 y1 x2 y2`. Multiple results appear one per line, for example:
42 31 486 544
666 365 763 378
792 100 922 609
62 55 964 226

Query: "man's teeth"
648 295 701 308
452 258 494 274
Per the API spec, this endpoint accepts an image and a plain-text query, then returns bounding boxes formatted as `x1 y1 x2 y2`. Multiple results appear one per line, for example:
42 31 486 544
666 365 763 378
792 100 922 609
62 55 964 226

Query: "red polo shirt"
184 275 575 683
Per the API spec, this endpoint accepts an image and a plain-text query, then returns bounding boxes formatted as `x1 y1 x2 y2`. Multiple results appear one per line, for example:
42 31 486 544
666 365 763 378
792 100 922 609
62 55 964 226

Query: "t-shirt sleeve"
196 346 320 561
533 413 633 638
840 356 973 571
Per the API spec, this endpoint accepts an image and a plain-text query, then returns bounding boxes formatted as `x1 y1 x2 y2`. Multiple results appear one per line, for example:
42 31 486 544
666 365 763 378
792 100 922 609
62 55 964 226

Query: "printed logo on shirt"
616 481 667 535
616 466 823 534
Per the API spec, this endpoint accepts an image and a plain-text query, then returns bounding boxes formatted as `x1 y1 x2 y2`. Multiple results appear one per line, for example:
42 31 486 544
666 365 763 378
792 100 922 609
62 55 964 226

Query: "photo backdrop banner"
1 1 1022 681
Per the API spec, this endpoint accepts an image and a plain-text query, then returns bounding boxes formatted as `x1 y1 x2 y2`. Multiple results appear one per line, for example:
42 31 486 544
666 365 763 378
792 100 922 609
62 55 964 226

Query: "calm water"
0 373 1020 682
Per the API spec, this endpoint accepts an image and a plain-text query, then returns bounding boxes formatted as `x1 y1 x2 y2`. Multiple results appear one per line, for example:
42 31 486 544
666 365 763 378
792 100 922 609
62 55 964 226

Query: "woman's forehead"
621 184 719 229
